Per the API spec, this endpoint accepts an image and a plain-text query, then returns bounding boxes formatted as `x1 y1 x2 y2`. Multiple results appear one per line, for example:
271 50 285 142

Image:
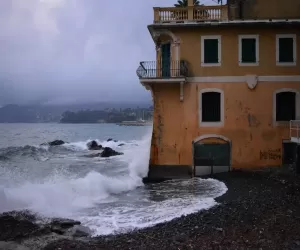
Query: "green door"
161 43 171 78
194 142 230 176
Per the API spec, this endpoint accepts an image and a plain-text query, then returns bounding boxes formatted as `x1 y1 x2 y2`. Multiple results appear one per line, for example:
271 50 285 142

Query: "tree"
174 0 223 6
174 0 200 7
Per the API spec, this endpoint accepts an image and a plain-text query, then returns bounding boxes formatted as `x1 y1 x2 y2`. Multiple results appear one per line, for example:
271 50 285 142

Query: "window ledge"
200 121 224 127
201 63 221 67
239 62 259 66
273 121 290 127
276 62 296 66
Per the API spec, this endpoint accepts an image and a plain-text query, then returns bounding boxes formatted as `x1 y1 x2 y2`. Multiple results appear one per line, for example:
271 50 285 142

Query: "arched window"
273 89 299 124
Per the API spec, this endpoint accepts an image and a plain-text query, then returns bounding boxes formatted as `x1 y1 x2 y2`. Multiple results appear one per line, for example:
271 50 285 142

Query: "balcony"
136 60 188 81
153 5 228 23
290 120 300 143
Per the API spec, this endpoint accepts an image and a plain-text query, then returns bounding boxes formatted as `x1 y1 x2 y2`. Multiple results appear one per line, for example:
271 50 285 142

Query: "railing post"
221 5 228 20
187 6 193 20
297 123 299 141
153 7 160 22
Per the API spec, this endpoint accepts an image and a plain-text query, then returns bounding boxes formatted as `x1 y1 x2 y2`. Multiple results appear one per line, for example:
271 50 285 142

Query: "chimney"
188 0 193 7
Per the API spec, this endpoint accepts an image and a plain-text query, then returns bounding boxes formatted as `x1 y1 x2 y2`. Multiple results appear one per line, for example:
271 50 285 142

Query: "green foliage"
174 0 223 7
174 0 200 7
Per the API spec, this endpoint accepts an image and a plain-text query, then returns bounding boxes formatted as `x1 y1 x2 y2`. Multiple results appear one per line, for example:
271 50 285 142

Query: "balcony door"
161 43 171 78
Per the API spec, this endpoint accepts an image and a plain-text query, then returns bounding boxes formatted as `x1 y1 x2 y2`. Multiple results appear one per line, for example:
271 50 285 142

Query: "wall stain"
248 114 261 128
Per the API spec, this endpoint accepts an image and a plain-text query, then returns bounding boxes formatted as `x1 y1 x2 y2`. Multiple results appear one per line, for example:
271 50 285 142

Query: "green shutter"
241 38 256 63
279 38 294 63
204 39 219 64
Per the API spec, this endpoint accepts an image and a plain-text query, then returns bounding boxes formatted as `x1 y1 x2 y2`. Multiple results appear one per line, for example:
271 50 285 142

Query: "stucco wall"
172 26 300 77
228 0 300 20
150 25 300 170
242 0 300 20
150 82 300 169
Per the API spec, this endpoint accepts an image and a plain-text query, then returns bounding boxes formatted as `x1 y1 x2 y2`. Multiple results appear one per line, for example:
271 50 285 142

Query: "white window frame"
238 35 259 66
201 35 221 67
273 88 300 126
276 34 297 66
199 88 224 127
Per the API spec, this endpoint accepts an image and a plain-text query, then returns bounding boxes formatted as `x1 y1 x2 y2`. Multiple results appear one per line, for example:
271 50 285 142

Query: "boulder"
100 147 123 158
87 141 102 150
118 143 125 147
48 140 65 146
107 138 118 142
50 218 81 235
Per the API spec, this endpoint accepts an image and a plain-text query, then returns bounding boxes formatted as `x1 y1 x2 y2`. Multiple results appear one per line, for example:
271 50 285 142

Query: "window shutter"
241 38 256 63
204 39 219 64
278 38 294 63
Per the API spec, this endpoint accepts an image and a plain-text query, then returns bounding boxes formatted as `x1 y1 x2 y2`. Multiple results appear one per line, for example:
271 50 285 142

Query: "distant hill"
0 101 152 123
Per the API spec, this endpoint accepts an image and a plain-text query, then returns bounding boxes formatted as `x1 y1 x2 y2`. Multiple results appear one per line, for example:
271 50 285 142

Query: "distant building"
137 0 300 180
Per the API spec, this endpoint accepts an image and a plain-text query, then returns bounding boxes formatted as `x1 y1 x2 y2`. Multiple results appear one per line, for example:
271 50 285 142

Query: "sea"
0 123 227 236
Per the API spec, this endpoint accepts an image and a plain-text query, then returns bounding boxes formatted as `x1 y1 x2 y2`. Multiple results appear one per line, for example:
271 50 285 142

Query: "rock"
100 147 123 158
0 211 40 241
87 140 102 150
51 218 81 228
0 241 30 250
48 140 65 146
50 219 81 235
107 138 118 142
118 143 125 147
69 225 92 237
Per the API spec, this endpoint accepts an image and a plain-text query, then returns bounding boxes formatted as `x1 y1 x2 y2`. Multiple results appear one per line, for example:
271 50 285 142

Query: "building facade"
137 0 300 180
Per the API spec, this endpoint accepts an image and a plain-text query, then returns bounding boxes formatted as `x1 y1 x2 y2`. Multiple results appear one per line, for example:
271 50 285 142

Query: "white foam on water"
78 178 228 236
0 127 228 236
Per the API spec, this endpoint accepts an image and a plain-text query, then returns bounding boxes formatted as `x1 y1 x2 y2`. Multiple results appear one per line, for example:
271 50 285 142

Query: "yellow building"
137 0 300 180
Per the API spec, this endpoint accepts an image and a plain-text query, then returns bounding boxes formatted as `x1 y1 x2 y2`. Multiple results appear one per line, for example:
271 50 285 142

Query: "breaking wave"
0 127 227 236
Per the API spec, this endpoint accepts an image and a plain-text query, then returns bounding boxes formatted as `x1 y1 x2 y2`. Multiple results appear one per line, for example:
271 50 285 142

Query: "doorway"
193 139 231 176
161 43 171 78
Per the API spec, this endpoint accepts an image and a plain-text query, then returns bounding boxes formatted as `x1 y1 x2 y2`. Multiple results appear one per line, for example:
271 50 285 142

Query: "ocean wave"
0 132 151 218
0 138 137 161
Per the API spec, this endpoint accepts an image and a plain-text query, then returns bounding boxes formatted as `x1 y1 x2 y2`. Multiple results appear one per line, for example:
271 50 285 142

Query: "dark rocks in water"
69 225 92 237
0 211 40 241
50 219 81 235
87 140 102 150
84 147 123 158
101 147 123 158
118 143 125 147
47 140 65 146
107 138 118 142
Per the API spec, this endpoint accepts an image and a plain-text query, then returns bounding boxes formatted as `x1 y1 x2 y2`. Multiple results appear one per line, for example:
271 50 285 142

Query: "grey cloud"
0 0 214 105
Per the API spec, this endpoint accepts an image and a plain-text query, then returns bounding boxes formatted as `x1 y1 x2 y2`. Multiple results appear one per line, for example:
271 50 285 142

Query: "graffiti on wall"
260 148 281 160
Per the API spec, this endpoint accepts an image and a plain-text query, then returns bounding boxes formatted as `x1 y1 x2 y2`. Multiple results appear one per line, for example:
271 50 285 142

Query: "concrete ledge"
143 165 193 183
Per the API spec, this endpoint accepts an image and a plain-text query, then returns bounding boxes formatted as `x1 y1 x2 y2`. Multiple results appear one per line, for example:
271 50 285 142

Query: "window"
276 34 297 66
273 89 300 126
201 36 221 66
238 35 259 66
199 89 224 127
276 92 296 121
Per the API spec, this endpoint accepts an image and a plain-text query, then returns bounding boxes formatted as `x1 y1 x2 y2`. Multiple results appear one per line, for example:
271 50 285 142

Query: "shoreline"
1 168 300 249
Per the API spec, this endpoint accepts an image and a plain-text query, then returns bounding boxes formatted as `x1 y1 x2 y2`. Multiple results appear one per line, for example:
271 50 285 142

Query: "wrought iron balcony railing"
136 60 188 79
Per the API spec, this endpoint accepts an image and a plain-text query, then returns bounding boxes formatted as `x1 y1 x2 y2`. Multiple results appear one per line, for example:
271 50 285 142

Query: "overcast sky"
0 0 216 106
